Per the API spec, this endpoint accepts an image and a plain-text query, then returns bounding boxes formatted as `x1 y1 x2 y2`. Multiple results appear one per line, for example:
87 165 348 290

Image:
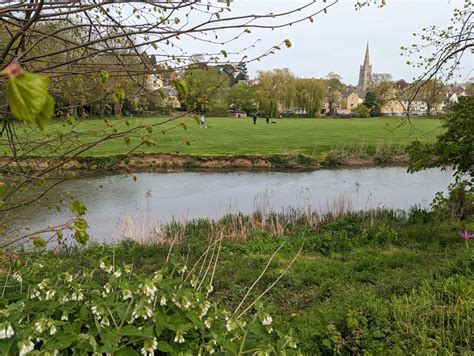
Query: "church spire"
364 42 370 66
357 42 373 96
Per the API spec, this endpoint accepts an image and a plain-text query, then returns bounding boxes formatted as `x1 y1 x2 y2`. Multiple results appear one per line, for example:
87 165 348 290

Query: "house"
338 90 361 115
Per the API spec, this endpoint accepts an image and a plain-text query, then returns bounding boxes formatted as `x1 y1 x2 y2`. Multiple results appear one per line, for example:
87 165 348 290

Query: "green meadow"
13 117 443 157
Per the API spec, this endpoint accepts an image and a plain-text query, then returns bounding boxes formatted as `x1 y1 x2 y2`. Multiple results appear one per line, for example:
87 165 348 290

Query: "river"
12 167 453 243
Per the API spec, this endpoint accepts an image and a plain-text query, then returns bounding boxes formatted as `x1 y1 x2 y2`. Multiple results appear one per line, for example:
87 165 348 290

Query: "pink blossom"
459 229 473 242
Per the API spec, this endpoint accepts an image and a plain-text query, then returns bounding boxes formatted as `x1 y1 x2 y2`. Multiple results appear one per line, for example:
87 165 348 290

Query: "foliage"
352 104 371 118
228 82 257 114
408 96 474 179
1 64 54 129
182 67 230 115
1 208 472 354
255 69 295 117
293 79 325 117
0 260 298 355
324 72 345 115
363 91 380 116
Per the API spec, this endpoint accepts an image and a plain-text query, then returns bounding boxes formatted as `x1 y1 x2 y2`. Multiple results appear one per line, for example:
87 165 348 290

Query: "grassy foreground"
4 209 473 354
21 117 442 157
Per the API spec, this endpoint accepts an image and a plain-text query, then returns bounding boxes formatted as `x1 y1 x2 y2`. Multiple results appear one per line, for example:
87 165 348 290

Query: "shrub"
352 104 371 118
0 259 299 355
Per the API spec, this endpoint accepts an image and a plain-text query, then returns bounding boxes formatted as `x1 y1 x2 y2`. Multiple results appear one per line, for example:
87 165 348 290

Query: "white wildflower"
34 320 45 333
160 295 167 306
12 272 22 283
204 319 211 329
18 339 34 356
173 331 185 344
190 277 199 288
285 335 297 349
124 265 132 274
152 271 163 283
177 265 187 274
113 269 122 278
49 324 57 336
122 289 132 300
38 279 49 290
142 281 157 300
63 273 73 283
0 322 14 339
261 314 273 326
61 312 68 321
141 337 158 355
200 301 211 319
104 283 112 294
45 289 56 301
71 290 84 301
205 284 214 295
100 317 110 326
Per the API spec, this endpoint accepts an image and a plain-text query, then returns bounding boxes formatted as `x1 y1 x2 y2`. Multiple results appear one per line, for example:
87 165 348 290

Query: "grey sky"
195 0 472 84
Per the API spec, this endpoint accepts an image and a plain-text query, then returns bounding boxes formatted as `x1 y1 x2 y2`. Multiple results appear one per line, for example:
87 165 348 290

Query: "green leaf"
112 89 126 104
71 200 87 215
43 332 76 351
116 348 139 356
32 237 46 249
284 39 292 48
221 50 228 58
6 71 54 129
100 71 109 84
170 79 188 98
157 341 173 352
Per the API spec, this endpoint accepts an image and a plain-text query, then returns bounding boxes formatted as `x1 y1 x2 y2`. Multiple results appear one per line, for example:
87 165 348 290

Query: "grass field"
21 116 443 157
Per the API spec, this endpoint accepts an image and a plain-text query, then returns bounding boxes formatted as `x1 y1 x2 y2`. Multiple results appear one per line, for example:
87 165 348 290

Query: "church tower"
357 43 372 96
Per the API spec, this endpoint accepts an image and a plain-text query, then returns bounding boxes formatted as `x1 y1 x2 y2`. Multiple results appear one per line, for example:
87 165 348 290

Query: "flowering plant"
0 259 298 355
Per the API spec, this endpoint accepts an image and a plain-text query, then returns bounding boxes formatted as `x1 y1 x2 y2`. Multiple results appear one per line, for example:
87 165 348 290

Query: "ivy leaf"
6 70 54 129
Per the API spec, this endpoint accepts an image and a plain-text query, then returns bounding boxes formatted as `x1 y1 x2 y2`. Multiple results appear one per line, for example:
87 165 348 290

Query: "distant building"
357 43 373 97
338 90 361 115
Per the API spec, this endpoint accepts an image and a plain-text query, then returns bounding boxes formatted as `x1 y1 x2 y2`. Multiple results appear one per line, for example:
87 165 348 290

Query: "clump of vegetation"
0 258 298 355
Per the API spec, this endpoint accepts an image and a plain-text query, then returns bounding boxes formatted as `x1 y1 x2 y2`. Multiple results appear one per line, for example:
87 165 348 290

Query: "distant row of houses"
330 86 468 116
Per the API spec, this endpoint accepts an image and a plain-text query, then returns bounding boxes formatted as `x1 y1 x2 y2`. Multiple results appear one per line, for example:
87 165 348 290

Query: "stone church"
357 43 372 97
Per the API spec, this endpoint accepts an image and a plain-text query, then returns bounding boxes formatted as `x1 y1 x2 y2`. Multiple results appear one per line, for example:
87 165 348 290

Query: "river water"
13 167 453 243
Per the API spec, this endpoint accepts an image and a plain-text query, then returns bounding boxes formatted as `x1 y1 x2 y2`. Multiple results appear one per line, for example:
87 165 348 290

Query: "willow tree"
0 1 339 247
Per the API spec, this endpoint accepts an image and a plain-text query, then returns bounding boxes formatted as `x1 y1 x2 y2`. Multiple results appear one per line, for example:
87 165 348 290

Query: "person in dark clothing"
252 114 257 125
266 116 270 124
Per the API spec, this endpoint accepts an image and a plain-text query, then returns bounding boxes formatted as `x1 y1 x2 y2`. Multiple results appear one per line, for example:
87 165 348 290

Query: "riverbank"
2 209 472 354
1 147 413 174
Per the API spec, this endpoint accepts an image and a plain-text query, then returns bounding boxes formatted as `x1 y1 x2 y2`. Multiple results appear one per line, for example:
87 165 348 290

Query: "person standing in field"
266 116 270 124
200 115 206 128
252 113 257 125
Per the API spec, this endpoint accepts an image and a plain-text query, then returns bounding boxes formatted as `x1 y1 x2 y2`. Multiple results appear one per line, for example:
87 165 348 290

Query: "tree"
182 67 230 116
409 96 473 178
352 104 371 118
324 72 345 115
228 82 256 114
416 80 445 115
363 91 380 116
255 68 295 117
294 79 325 117
235 63 249 83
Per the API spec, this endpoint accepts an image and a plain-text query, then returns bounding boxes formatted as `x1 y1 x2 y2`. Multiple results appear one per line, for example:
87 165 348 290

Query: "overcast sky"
189 0 473 84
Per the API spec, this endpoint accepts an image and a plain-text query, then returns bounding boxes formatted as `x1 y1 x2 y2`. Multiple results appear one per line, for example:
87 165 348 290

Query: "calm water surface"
14 167 453 243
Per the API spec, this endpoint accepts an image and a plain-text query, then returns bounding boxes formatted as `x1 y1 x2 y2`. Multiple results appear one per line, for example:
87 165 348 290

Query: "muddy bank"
0 152 412 174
